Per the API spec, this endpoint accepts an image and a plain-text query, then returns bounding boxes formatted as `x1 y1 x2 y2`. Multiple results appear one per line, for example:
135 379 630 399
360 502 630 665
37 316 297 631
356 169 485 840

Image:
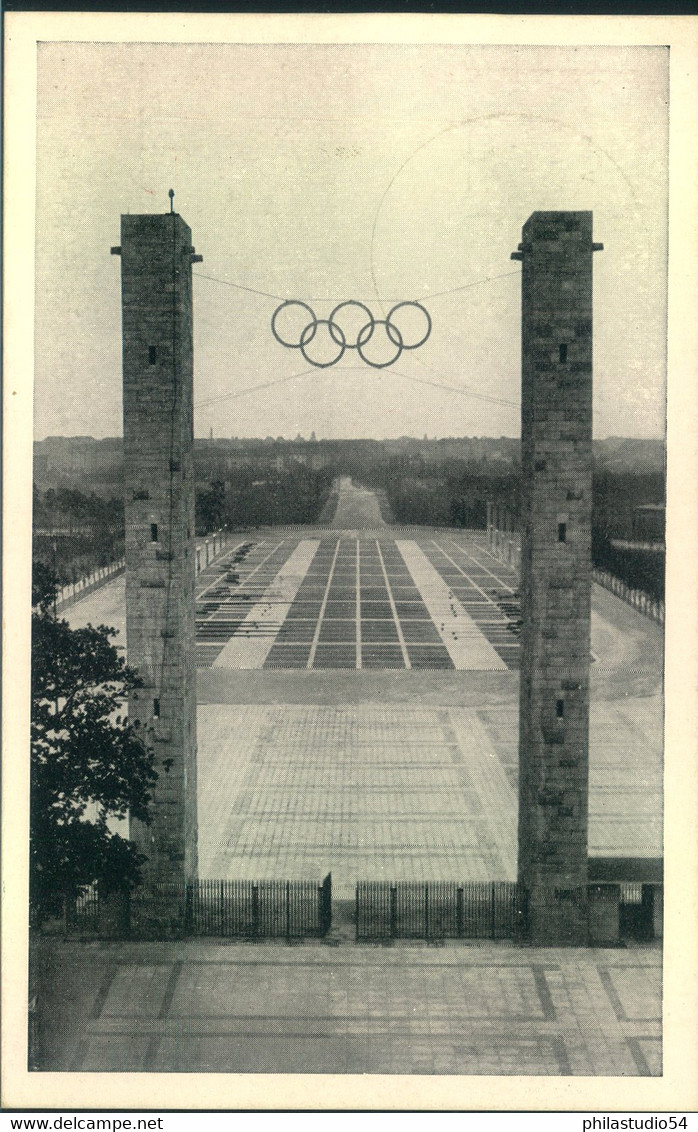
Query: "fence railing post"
389 886 397 939
251 884 259 937
323 873 331 935
184 883 193 934
156 876 549 943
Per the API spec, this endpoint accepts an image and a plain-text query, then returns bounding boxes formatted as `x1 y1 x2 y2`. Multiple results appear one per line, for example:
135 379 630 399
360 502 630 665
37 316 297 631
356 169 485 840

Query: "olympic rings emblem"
271 299 431 368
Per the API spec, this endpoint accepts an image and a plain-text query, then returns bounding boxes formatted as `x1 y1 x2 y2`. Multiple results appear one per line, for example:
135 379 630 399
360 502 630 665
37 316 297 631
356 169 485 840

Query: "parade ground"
67 481 663 894
43 479 663 1075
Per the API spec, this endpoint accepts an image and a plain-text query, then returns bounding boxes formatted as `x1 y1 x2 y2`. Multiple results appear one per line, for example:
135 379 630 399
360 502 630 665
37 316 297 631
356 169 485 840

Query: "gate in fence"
65 875 661 944
69 881 130 935
355 881 525 941
72 881 100 930
187 875 332 938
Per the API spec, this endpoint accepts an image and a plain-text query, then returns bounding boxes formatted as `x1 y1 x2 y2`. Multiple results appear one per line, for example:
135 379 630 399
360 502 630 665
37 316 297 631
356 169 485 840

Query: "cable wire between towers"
191 268 521 304
193 366 519 411
191 267 521 410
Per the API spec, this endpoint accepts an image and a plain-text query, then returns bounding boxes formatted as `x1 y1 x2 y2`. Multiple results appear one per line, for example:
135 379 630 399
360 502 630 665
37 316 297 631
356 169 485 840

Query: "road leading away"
330 476 385 527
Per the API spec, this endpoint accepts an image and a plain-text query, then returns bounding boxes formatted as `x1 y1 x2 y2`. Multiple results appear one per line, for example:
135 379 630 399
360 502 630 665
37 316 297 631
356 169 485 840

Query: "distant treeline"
347 455 519 529
34 458 665 603
592 469 665 601
196 465 334 534
33 486 125 584
592 469 665 542
348 459 665 539
32 469 335 582
351 456 665 601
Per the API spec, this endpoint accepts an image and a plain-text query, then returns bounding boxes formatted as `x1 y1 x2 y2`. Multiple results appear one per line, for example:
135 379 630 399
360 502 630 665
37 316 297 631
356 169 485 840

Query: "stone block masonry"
113 213 200 936
512 212 602 945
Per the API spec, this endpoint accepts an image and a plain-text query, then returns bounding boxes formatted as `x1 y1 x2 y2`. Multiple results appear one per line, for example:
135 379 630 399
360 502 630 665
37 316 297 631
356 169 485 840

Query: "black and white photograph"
3 11 697 1114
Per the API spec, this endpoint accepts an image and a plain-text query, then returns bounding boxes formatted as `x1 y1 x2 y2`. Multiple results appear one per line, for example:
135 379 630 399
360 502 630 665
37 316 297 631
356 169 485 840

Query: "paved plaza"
54 480 664 1074
67 498 663 893
34 937 661 1075
195 696 662 892
196 702 519 888
196 530 520 671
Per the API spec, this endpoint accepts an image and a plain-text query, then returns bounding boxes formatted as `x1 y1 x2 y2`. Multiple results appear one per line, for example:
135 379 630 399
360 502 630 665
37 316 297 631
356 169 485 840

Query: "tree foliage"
32 484 125 584
30 565 157 925
195 479 226 535
195 466 334 534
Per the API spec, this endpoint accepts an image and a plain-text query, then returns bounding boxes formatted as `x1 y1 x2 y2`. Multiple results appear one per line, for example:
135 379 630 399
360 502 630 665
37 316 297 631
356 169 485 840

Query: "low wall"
54 529 234 613
592 566 664 624
55 559 125 612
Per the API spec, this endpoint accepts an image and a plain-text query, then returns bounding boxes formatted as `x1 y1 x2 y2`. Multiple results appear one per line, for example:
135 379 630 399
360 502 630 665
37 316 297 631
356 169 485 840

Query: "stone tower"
511 212 602 945
112 211 201 936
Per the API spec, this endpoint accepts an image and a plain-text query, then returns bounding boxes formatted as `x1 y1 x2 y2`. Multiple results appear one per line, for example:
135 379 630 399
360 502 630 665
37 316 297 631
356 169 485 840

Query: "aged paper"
3 11 697 1112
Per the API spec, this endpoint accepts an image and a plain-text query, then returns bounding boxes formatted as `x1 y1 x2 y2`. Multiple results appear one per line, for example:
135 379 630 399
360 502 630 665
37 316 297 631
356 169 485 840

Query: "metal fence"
63 875 660 944
487 526 664 627
355 881 525 941
71 882 100 931
188 875 332 938
67 875 331 939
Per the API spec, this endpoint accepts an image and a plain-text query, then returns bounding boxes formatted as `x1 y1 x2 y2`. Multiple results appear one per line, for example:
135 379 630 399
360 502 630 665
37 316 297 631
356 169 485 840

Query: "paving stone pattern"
39 940 661 1075
197 703 518 891
195 697 661 891
194 532 521 671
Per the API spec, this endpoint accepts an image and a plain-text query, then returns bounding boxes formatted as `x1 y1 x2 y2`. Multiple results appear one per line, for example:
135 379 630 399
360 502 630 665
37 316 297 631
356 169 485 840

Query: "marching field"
67 481 663 891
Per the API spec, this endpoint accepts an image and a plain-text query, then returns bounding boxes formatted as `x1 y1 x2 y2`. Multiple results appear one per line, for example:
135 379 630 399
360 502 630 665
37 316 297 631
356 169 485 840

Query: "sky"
34 42 669 440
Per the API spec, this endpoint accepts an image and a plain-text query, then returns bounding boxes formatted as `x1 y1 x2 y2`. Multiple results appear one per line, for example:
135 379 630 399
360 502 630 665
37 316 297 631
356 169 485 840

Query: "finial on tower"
168 188 175 214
